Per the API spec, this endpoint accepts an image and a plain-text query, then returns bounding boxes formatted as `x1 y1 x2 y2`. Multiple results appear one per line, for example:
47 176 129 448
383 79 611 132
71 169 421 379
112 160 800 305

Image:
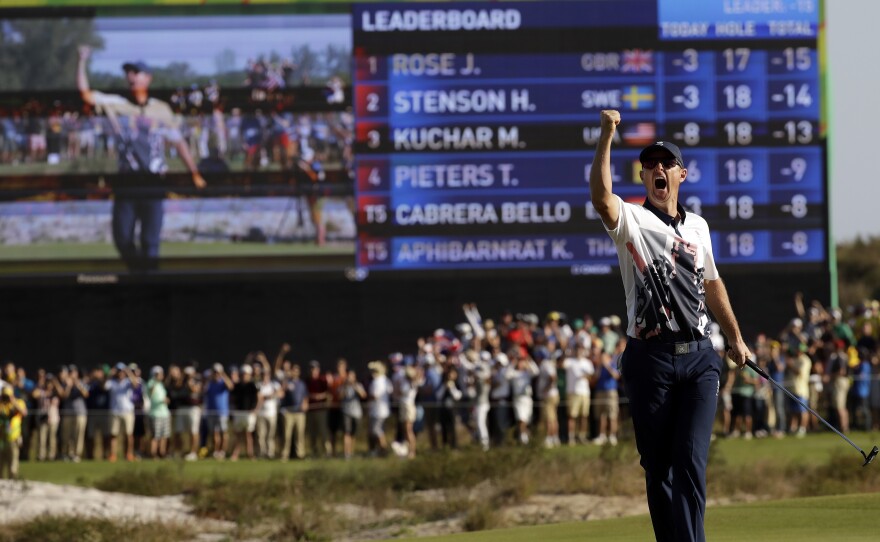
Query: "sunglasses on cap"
641 158 681 170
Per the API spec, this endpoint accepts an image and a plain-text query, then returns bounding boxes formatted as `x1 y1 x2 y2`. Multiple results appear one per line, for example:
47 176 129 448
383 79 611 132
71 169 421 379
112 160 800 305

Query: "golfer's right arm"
77 46 95 106
589 109 621 230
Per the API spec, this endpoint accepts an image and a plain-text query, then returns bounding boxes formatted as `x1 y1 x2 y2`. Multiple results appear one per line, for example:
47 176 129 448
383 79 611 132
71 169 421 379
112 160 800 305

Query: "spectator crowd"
1 295 879 479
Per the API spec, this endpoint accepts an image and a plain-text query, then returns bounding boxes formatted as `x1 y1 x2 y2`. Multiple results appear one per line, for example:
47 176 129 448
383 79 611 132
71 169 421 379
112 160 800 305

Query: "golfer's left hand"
728 339 751 369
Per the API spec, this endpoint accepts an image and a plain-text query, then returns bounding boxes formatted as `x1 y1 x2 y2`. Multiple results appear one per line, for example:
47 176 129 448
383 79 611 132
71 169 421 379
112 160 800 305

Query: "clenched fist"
600 110 621 134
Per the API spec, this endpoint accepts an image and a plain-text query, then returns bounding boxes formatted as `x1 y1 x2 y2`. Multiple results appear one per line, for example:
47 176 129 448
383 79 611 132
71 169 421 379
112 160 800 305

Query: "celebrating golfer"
589 110 751 542
77 45 206 272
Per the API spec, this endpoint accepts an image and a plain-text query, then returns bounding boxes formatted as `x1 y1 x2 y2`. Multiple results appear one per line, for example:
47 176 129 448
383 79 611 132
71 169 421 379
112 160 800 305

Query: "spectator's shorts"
833 377 851 411
369 416 387 438
173 407 201 435
720 391 733 411
87 413 111 438
207 413 229 434
110 413 135 437
568 394 590 418
542 394 560 425
789 395 808 415
400 402 417 424
343 414 360 436
594 390 619 418
732 393 753 418
233 411 257 433
513 396 533 423
150 416 171 439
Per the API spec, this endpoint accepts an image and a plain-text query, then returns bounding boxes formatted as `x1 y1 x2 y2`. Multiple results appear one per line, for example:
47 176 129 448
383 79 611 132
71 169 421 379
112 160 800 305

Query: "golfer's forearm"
589 133 617 220
173 140 199 176
705 278 744 345
77 61 94 104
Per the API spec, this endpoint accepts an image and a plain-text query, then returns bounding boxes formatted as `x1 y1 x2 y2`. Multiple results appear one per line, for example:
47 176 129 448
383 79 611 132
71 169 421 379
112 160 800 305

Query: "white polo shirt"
605 195 719 341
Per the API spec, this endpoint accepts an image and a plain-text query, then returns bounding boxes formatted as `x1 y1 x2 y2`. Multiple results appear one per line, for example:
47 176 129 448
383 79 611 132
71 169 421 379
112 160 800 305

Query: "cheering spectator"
327 358 348 457
36 369 61 461
437 365 463 449
254 353 282 459
489 353 513 447
787 346 812 437
510 355 539 445
306 361 331 458
205 363 233 459
339 370 366 460
537 350 560 448
592 339 622 446
563 345 595 445
0 386 27 479
59 365 89 462
280 363 308 461
147 366 171 458
827 340 851 433
471 354 492 451
105 363 137 462
366 361 391 456
853 348 873 431
230 364 261 461
396 364 422 459
86 368 110 460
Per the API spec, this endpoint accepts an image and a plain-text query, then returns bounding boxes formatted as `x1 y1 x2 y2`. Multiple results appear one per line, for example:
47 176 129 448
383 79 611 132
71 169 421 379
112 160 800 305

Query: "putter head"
863 446 879 467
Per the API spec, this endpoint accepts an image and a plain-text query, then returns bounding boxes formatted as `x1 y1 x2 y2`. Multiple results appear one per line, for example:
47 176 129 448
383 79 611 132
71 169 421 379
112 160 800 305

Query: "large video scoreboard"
352 0 825 274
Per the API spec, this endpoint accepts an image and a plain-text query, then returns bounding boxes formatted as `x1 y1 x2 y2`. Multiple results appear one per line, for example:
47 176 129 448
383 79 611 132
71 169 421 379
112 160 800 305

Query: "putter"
745 359 879 467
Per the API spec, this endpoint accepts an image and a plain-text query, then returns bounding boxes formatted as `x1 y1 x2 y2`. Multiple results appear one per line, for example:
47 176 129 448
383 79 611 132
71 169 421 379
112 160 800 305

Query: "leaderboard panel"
352 0 826 274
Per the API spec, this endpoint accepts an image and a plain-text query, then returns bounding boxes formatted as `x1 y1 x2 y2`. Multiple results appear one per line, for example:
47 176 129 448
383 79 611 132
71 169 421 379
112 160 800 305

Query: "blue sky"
91 15 350 75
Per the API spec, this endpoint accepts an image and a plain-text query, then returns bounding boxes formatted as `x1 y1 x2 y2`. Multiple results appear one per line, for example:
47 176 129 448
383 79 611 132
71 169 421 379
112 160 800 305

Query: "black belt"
640 336 714 355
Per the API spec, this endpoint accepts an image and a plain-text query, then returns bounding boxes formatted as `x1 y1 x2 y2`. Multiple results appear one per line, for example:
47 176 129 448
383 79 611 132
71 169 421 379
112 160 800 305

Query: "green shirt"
147 379 170 418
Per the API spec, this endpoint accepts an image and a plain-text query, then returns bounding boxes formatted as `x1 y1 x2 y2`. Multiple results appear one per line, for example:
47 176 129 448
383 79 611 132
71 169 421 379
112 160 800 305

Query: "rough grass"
15 431 880 539
0 517 194 542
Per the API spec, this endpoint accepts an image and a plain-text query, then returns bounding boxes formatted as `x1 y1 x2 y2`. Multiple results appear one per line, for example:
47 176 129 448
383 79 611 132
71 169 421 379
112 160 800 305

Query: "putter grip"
745 359 770 380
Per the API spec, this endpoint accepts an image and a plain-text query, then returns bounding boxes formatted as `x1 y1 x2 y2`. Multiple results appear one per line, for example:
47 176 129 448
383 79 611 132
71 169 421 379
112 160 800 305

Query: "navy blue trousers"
622 338 722 542
112 196 164 271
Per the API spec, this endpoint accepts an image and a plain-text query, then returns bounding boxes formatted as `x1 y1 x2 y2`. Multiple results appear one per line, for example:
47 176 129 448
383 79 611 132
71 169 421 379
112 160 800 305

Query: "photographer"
0 386 28 479
58 365 89 462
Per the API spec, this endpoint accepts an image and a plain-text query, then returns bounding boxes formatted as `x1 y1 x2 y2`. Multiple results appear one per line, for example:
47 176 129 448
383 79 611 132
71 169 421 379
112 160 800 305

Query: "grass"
14 431 880 540
0 241 353 261
411 492 880 542
0 517 195 542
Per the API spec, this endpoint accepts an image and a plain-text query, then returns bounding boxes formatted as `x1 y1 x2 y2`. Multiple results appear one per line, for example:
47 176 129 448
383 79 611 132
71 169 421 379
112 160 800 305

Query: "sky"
825 1 880 242
91 15 350 75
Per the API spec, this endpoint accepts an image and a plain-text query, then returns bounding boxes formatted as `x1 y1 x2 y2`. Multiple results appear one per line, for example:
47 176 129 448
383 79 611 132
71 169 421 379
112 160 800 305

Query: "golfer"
77 46 206 271
589 109 751 542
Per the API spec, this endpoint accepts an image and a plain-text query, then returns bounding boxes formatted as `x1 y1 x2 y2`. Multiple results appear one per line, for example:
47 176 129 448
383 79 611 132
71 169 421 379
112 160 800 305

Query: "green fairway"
709 430 880 468
412 492 880 542
18 431 880 488
0 241 353 261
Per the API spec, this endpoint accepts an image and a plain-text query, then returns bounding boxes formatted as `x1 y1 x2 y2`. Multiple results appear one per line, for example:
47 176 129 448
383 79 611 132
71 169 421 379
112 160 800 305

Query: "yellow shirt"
0 398 26 442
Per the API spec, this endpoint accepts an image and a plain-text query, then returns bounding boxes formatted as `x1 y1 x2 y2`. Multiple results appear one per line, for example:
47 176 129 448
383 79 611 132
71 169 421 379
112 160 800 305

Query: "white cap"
495 353 509 367
241 364 253 375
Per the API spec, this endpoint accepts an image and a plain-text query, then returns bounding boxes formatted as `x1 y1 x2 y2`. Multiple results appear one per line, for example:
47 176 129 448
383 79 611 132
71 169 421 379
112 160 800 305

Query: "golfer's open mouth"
654 177 667 190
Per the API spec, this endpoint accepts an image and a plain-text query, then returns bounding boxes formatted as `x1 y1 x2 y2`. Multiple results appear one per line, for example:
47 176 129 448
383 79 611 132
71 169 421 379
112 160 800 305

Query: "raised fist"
600 110 621 133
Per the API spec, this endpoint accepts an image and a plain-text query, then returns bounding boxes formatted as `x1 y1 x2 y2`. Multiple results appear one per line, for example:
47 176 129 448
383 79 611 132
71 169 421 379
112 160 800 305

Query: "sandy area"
0 479 757 540
0 479 234 538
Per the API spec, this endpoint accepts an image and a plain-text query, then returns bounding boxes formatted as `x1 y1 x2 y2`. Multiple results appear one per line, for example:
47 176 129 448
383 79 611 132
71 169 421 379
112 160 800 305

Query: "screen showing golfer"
589 109 751 542
77 45 206 272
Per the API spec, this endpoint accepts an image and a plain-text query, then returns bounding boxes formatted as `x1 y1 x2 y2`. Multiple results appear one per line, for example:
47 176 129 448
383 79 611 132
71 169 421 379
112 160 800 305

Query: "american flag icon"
622 122 656 146
621 49 654 73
